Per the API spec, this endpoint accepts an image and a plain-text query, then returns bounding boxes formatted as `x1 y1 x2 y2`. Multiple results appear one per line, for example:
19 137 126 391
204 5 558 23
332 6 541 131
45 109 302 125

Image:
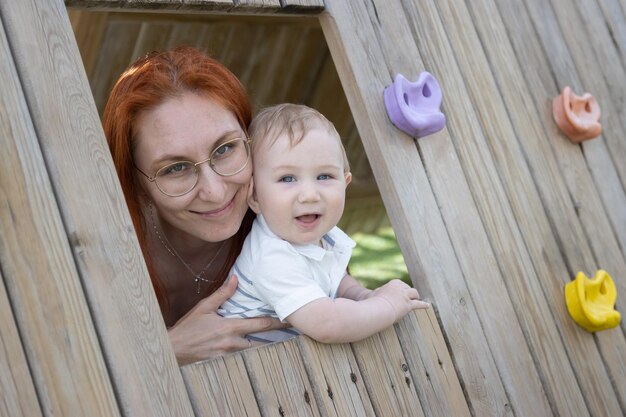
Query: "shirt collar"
256 214 354 261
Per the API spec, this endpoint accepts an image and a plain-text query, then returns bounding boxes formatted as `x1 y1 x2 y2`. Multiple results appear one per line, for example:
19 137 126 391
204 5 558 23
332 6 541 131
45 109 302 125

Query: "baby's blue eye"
317 174 331 180
280 175 295 183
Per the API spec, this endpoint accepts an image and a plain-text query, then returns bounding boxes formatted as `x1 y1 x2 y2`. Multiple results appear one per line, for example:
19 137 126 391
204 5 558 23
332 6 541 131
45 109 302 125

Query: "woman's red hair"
102 46 254 310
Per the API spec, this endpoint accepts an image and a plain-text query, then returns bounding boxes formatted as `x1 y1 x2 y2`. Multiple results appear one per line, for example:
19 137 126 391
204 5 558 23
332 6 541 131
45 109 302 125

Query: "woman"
103 46 284 365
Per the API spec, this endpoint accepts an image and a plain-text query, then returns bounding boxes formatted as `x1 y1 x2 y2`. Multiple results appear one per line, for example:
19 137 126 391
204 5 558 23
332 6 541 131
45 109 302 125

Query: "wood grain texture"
351 326 425 417
181 311 463 417
321 1 508 415
236 0 281 7
280 0 323 7
495 0 626 408
527 1 626 256
91 19 142 114
527 0 626 329
418 0 623 415
597 0 626 66
67 10 109 78
243 339 321 417
546 0 626 188
125 0 184 9
178 0 235 11
66 0 125 8
181 354 261 417
0 269 43 417
66 0 324 12
372 1 554 415
545 0 626 272
522 0 626 265
279 0 324 12
0 2 194 416
0 16 120 417
297 337 375 417
395 310 471 417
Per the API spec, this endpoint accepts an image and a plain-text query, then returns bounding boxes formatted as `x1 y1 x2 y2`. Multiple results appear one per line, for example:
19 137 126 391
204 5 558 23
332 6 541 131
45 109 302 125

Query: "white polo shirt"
218 214 355 342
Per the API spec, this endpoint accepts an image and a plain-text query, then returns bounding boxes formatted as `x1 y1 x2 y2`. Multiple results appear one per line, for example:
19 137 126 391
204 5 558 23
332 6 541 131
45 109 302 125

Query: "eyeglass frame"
134 137 252 197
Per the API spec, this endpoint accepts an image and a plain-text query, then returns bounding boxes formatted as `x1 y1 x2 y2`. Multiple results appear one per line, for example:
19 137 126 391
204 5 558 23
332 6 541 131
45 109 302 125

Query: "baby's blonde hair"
249 103 350 172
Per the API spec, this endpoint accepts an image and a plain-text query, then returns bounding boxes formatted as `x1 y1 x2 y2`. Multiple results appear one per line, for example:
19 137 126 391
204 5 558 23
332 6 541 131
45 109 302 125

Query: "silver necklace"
149 202 225 294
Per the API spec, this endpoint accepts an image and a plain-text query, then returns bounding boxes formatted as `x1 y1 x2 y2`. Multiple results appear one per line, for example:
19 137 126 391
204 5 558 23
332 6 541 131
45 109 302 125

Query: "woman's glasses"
135 137 251 197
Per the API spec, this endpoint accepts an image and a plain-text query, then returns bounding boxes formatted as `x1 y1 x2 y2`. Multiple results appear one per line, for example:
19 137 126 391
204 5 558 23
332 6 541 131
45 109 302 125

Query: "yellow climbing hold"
565 270 621 332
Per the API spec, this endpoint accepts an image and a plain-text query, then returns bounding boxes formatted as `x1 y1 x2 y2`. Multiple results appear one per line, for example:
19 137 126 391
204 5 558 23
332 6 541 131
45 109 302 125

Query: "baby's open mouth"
296 214 320 223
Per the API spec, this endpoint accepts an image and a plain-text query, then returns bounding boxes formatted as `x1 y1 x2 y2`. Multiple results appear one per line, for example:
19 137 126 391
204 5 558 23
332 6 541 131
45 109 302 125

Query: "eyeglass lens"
154 138 249 196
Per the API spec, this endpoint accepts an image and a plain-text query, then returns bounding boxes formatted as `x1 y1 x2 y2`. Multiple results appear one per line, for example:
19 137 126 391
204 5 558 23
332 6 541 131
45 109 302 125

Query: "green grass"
348 226 410 289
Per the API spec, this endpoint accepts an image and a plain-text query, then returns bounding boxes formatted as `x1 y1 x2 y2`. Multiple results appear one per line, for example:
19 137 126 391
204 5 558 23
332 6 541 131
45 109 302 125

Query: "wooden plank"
527 1 626 329
91 19 142 114
522 0 626 263
165 20 208 49
0 269 43 417
67 10 109 78
279 0 324 13
597 0 626 65
66 0 323 12
65 0 125 8
281 0 323 7
237 0 281 7
242 339 321 417
219 23 265 89
132 20 174 61
351 327 426 417
573 0 626 97
0 2 195 416
125 0 184 10
477 0 626 323
400 0 592 415
377 3 555 415
181 354 262 417
236 24 284 103
231 0 282 13
494 0 626 408
202 20 237 62
394 311 471 417
252 25 326 105
297 337 376 417
416 0 623 415
179 0 235 11
182 313 459 417
545 0 626 188
0 15 120 417
320 1 515 415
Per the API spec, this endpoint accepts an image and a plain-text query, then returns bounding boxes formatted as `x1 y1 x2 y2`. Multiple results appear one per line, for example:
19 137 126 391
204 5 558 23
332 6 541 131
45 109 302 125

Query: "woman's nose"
195 164 227 201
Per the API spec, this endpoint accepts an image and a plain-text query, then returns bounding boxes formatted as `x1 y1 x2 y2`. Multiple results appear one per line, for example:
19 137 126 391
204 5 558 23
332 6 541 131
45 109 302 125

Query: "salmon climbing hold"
552 86 602 143
565 270 621 332
384 72 445 138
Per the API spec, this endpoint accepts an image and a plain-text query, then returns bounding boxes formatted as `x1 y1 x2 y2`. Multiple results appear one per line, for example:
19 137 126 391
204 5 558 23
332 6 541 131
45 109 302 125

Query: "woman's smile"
191 195 236 217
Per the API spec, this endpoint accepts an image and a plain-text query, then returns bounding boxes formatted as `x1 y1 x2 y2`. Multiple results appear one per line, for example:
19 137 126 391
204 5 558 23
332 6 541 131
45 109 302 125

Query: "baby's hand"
373 279 430 322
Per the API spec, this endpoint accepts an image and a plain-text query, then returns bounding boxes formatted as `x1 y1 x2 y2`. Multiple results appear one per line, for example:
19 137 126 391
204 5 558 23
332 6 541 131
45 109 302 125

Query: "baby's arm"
286 279 429 344
335 273 374 301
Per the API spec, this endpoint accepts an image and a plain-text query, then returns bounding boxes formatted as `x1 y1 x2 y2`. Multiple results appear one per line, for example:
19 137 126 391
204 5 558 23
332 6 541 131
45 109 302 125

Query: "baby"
218 103 429 344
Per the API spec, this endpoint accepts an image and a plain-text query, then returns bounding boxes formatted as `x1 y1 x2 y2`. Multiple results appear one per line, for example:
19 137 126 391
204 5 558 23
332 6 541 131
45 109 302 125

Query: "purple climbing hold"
384 72 445 138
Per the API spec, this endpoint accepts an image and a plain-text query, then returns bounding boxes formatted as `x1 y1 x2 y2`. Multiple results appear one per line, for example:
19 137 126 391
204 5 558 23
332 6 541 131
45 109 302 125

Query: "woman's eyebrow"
212 130 244 145
150 129 244 166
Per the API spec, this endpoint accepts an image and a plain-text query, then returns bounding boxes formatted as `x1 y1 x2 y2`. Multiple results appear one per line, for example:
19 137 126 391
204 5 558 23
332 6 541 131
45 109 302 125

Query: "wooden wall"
0 0 624 416
319 1 626 416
